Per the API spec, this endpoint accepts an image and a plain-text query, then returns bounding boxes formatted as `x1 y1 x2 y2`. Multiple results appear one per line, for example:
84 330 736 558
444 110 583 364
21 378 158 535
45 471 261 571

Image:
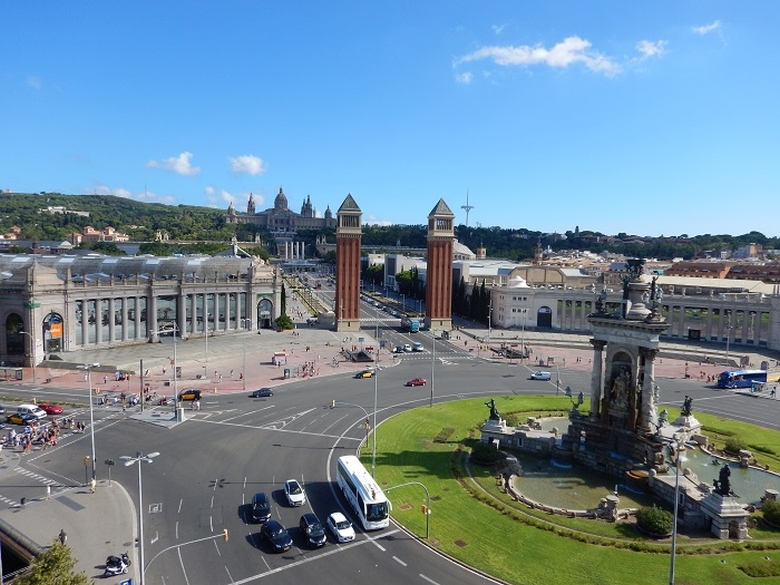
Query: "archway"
5 313 24 355
44 312 64 353
257 298 274 329
536 306 552 328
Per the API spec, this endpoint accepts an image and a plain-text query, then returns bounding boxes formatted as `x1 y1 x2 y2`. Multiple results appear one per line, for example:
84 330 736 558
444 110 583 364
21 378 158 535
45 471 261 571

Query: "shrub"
275 314 294 330
636 506 673 537
764 499 780 527
724 435 747 453
470 442 504 467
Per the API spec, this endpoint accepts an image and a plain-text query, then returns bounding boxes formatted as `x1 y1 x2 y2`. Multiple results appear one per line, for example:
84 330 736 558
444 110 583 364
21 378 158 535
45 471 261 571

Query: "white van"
17 404 47 420
529 371 552 381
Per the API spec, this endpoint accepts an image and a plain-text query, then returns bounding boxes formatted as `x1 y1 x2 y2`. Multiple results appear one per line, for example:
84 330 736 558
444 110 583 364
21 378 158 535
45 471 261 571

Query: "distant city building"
225 188 336 233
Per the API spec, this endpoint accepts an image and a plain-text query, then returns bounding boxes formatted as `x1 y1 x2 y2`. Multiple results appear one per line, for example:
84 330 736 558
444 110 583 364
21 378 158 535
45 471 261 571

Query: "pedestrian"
46 485 51 500
90 478 96 493
59 529 67 545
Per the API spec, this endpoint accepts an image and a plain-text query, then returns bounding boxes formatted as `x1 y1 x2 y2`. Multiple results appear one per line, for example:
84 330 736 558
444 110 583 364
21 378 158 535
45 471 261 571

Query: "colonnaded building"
0 251 281 368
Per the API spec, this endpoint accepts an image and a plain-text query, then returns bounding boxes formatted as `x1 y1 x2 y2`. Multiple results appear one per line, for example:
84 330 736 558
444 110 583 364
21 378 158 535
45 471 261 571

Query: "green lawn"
366 395 780 585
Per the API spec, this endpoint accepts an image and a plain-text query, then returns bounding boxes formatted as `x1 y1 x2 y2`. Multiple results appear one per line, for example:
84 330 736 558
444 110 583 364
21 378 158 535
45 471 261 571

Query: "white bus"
336 456 390 531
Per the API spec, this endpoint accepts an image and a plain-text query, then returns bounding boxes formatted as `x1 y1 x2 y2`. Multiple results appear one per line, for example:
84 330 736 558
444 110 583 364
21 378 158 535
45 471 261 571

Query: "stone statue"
682 395 693 417
714 464 732 496
610 367 631 408
485 398 501 420
594 288 608 314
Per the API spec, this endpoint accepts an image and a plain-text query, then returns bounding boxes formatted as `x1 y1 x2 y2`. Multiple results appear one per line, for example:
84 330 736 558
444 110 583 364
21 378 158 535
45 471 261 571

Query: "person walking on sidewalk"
59 529 67 545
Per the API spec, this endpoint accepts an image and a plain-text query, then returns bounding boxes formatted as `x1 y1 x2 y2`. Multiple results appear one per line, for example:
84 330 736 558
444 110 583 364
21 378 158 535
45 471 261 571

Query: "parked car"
178 388 202 401
38 403 64 415
530 371 552 381
284 479 306 506
405 378 427 387
250 492 271 523
250 387 274 398
299 513 327 548
354 370 375 379
260 520 293 552
326 512 355 543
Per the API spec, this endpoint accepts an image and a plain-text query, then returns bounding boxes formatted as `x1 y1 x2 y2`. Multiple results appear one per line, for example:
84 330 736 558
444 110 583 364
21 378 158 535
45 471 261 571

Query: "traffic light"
222 528 229 541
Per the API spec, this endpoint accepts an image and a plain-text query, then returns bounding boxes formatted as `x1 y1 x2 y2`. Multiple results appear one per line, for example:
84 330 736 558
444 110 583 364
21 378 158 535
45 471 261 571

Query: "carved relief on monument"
605 352 634 421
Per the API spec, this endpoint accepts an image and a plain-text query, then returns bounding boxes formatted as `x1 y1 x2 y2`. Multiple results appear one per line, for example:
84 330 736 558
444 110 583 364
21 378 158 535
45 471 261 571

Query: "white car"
326 511 355 543
16 404 47 420
412 342 424 352
284 479 306 507
403 344 413 352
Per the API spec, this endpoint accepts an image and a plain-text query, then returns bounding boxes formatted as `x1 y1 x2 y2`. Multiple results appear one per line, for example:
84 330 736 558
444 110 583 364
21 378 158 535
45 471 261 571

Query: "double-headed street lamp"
120 451 159 585
77 363 101 483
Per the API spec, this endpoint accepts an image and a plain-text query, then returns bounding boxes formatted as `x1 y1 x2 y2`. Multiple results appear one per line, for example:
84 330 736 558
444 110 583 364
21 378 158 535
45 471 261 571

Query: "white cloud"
455 71 473 84
692 21 721 35
146 151 201 176
456 36 620 76
492 24 507 35
229 154 267 176
26 76 42 90
91 184 176 204
636 40 666 59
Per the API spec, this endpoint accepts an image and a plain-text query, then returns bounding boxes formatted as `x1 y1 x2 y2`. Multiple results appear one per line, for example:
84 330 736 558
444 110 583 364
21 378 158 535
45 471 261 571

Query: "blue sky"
2 2 778 238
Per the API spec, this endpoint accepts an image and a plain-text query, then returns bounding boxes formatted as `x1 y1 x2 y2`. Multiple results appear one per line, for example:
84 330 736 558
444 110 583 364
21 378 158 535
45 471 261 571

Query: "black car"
299 513 327 548
178 388 202 401
251 492 271 523
260 520 293 553
250 387 274 398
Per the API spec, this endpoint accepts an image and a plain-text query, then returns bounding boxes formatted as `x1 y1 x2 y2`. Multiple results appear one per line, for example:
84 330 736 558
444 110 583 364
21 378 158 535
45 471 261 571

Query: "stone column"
177 292 186 339
589 340 606 418
190 294 197 335
148 293 158 340
134 297 142 340
108 298 116 343
81 300 89 347
95 300 104 345
121 297 129 342
639 347 659 433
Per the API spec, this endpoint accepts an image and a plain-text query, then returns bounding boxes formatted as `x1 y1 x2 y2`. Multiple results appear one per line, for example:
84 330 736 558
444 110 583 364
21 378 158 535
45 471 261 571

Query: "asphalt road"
2 300 780 584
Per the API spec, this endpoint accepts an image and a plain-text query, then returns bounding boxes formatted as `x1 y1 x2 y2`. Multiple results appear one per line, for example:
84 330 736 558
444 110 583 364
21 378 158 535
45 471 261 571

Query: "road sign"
119 579 132 585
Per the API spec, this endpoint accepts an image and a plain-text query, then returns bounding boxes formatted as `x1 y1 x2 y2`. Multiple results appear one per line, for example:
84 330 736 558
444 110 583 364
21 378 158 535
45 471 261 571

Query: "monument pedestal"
699 492 749 539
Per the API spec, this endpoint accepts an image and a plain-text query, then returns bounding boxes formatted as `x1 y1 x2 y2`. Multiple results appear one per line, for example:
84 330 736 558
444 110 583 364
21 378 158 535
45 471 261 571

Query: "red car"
405 378 427 387
38 403 64 415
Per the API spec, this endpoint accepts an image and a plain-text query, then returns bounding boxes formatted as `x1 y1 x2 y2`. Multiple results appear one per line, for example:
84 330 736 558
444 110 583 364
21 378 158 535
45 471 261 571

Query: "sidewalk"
0 478 137 582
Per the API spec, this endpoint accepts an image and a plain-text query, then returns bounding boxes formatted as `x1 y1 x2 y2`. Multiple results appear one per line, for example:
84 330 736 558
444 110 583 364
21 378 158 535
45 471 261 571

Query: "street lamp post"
78 363 101 483
19 331 36 384
372 322 379 478
241 318 250 392
120 451 159 585
152 325 178 410
725 311 733 366
487 301 493 343
385 481 431 539
430 334 435 407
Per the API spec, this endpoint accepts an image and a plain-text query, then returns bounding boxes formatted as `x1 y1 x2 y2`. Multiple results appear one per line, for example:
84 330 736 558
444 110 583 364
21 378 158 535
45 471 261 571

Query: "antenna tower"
461 190 474 226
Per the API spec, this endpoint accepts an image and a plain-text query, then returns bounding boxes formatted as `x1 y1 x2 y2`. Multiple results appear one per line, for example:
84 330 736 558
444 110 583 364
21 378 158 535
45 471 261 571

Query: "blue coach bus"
717 369 767 389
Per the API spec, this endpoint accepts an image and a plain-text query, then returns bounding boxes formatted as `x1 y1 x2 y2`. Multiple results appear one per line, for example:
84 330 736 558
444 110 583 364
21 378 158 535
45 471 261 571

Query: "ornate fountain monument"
480 259 751 538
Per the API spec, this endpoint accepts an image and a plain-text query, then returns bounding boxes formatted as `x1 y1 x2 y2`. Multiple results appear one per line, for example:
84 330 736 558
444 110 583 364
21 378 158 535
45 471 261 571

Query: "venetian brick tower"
424 199 455 331
335 194 362 332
